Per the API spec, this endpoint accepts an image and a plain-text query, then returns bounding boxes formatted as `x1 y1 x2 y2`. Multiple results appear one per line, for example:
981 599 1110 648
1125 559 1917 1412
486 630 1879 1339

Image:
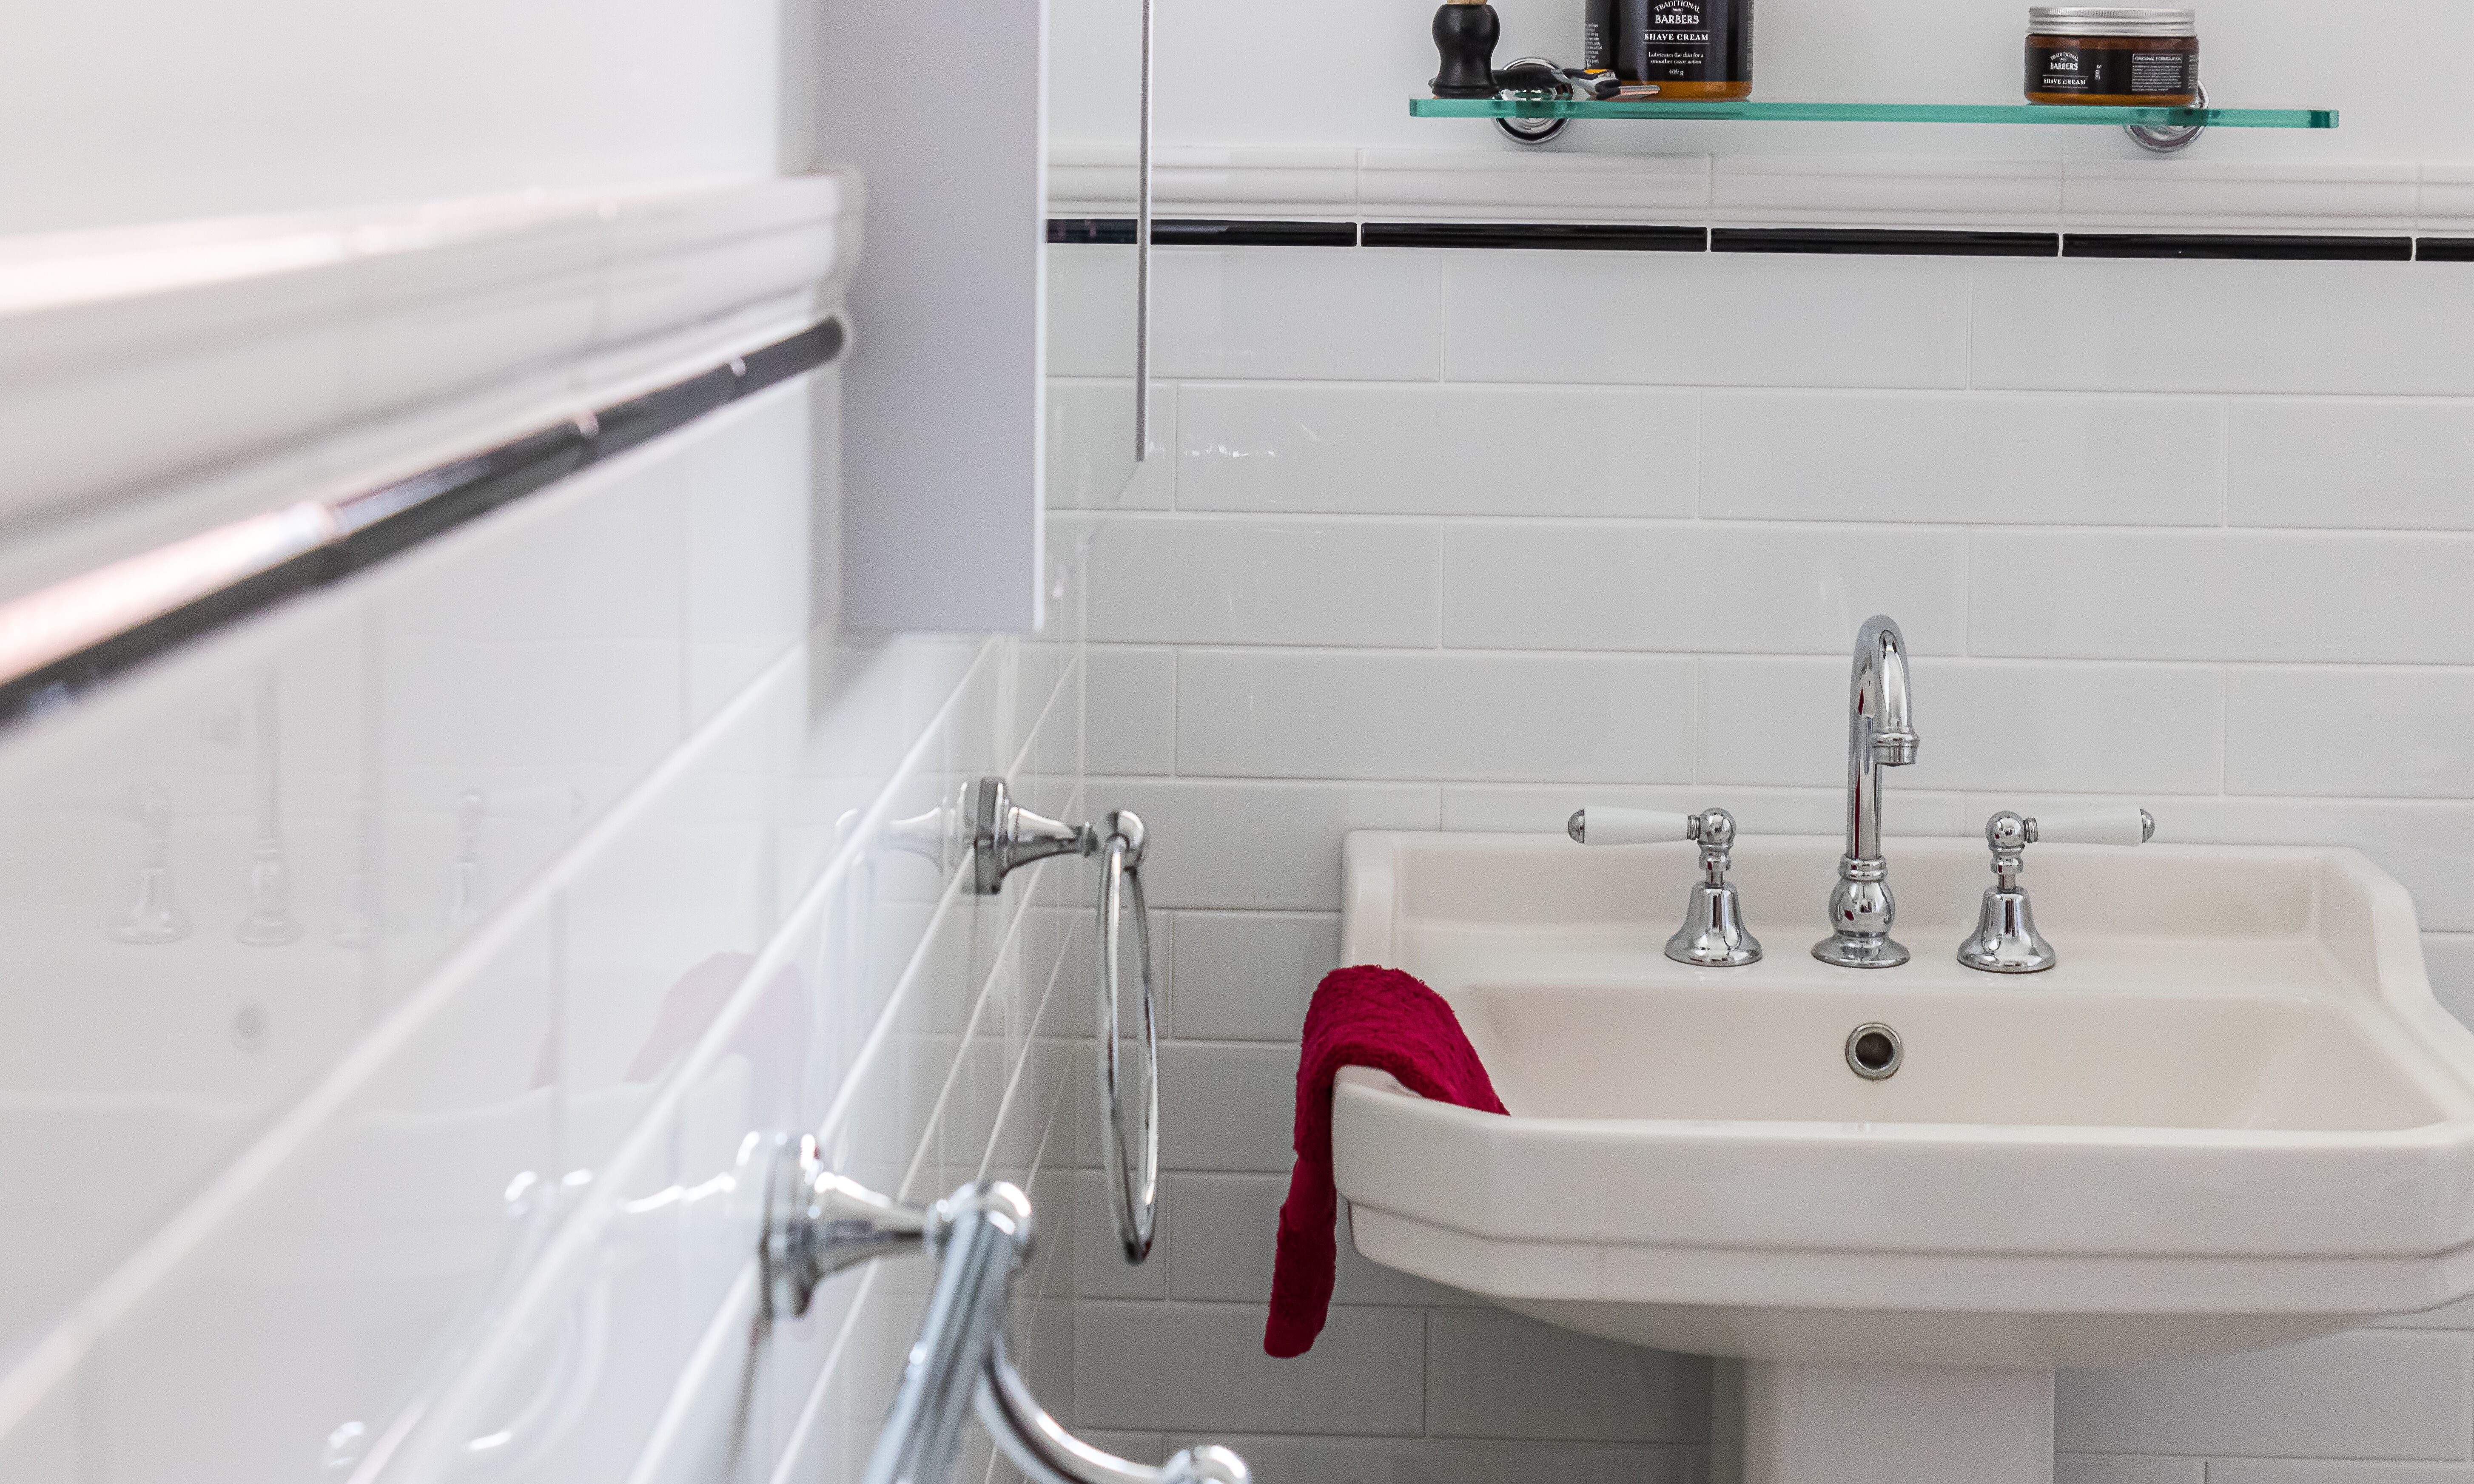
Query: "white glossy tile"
90 916 556 1484
2423 165 2474 236
1713 156 2061 227
0 1380 78 1481
1444 251 1970 389
1167 1173 1480 1308
1073 1302 1425 1436
1088 647 1176 777
1177 649 1694 784
1153 248 1442 382
1969 530 2474 664
2227 668 2474 797
1048 378 1160 513
2230 398 2474 531
1044 143 1357 220
2061 161 2418 233
1426 1309 1713 1443
1358 148 1708 223
1156 1044 1297 1173
1171 1435 1705 1484
1156 146 1359 217
1700 657 2223 796
2206 1465 2474 1484
682 384 818 727
1084 517 1442 648
1082 779 1442 911
1702 391 2222 526
1048 244 1143 382
1177 382 1697 517
1170 910 1340 1043
2053 1460 2203 1484
1443 522 1965 655
376 450 690 992
1973 260 2474 396
2056 1331 2473 1458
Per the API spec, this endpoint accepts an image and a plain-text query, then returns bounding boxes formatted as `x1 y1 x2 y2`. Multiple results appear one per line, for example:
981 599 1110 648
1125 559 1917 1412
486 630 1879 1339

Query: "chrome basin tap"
1814 615 1920 969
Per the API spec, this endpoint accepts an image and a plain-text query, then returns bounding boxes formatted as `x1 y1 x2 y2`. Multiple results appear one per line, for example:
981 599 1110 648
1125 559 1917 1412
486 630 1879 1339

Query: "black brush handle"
1430 3 1500 98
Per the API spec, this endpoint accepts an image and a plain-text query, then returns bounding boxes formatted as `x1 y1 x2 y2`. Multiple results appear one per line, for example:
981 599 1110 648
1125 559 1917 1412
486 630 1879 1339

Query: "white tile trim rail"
0 172 861 578
1051 144 2474 234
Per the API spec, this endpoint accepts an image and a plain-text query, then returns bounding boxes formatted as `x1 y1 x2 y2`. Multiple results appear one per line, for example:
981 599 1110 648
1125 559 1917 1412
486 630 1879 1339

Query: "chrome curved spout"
1814 615 1920 969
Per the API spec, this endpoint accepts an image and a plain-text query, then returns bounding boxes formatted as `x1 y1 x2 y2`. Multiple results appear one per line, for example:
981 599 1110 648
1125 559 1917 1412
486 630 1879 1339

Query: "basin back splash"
1067 210 2474 1478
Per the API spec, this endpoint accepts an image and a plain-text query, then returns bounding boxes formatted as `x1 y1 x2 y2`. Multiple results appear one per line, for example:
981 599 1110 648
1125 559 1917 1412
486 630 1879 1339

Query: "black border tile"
1714 227 2058 257
1362 222 1706 252
1150 219 1358 247
2417 238 2474 262
1048 218 1137 245
590 364 740 463
2065 234 2412 261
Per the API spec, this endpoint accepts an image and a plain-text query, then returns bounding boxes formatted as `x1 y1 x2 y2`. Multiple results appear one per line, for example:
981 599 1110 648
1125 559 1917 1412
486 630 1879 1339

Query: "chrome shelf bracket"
760 1141 1247 1484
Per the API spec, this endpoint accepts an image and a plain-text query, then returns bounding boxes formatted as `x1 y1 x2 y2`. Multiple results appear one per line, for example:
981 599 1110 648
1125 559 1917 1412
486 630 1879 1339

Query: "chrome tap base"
1668 881 1762 967
1814 855 1909 969
1958 886 2057 973
1813 934 1911 969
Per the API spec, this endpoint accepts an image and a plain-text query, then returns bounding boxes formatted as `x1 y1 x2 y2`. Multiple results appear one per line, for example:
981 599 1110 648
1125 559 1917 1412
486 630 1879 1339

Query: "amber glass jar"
1586 0 1754 100
2026 8 2197 106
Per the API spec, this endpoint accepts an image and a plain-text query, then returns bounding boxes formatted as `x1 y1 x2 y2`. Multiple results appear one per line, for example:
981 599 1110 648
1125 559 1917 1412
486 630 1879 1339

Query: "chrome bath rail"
764 1140 1246 1484
0 318 843 730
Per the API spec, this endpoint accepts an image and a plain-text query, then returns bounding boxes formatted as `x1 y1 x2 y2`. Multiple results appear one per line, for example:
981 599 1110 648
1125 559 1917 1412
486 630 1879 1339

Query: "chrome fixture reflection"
1814 615 1921 969
1958 806 2155 974
331 797 379 948
1567 804 1760 967
442 789 485 934
969 776 1159 1263
110 784 191 945
235 674 303 946
763 1139 1248 1484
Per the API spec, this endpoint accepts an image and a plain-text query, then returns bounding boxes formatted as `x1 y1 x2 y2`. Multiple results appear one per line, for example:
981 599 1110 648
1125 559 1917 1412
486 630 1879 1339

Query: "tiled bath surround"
1070 239 2474 1480
0 370 1103 1482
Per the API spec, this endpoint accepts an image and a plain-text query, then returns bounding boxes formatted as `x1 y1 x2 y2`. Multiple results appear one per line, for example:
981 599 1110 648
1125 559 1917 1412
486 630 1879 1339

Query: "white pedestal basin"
1332 830 2474 1484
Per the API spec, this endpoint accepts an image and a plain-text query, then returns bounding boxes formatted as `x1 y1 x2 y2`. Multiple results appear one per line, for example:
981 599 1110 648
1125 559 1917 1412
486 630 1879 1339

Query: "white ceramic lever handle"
1567 807 1691 846
2032 806 2155 847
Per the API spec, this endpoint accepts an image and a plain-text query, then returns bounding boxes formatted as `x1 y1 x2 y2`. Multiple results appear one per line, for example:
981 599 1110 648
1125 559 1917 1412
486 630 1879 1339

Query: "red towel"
1264 965 1508 1358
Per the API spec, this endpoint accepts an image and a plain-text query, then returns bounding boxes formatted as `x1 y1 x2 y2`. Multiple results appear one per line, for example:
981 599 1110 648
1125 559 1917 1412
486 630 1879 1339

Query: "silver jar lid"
2029 7 2198 36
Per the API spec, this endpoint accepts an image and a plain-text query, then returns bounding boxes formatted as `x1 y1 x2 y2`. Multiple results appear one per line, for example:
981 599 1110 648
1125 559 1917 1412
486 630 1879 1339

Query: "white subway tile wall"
1072 242 2474 1481
0 371 1105 1484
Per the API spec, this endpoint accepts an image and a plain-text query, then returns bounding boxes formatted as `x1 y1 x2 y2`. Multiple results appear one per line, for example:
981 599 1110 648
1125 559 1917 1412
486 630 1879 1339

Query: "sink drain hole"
1846 1023 1902 1080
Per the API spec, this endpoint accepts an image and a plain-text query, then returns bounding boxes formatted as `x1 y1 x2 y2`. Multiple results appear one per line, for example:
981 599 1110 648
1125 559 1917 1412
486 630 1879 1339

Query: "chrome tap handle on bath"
1814 615 1921 970
1957 806 2154 974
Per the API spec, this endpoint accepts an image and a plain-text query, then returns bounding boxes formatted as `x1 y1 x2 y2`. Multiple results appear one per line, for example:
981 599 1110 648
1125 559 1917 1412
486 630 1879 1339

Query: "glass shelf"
1411 98 2338 129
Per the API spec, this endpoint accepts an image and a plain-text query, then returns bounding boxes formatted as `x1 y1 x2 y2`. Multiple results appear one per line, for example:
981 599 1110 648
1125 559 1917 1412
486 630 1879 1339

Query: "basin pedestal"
1722 1361 2052 1484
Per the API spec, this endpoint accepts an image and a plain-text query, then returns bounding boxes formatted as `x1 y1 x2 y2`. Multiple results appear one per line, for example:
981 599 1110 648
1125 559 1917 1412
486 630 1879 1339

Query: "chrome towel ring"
762 1141 1247 1484
968 777 1161 1264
